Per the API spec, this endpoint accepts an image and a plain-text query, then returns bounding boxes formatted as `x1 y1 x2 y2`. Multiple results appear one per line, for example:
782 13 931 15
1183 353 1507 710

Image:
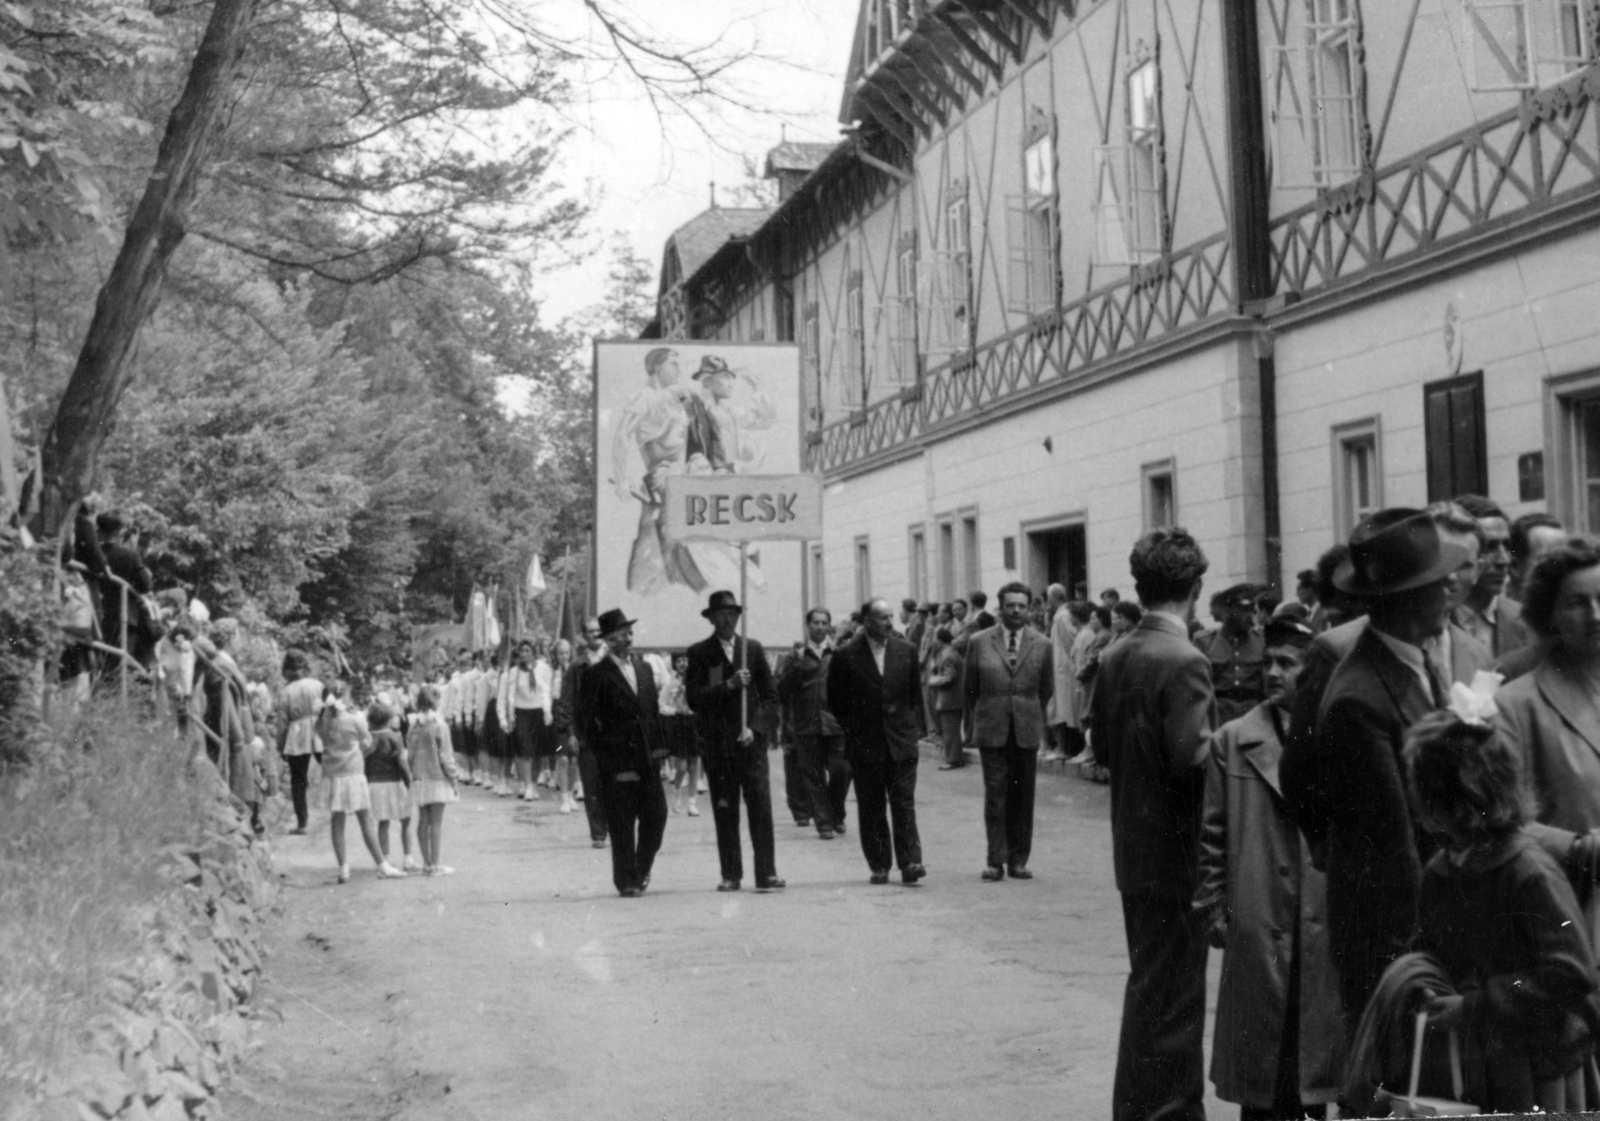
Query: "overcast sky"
534 0 860 323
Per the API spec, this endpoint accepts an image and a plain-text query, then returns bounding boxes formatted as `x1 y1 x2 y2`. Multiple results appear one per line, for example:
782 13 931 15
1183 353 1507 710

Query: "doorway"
1024 519 1087 600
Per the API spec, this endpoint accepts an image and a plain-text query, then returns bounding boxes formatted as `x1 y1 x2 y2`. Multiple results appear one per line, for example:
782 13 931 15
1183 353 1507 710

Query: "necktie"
1426 653 1450 709
1007 630 1018 666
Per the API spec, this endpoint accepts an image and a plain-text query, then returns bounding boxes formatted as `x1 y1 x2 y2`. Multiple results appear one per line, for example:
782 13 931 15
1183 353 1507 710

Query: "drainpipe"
1221 0 1281 592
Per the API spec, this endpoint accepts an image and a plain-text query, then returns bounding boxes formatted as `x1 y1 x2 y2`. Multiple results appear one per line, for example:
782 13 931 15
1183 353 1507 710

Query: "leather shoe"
639 874 651 892
619 886 642 898
818 828 836 840
901 863 926 885
716 879 741 892
591 839 607 848
869 869 890 885
756 877 786 891
937 762 963 770
794 818 811 827
834 821 846 835
981 866 1005 882
1007 865 1033 880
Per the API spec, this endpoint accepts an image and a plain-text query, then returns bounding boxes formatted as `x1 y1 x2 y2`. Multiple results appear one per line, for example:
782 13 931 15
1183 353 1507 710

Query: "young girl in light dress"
365 702 418 872
317 685 406 883
407 683 460 875
1405 704 1600 1113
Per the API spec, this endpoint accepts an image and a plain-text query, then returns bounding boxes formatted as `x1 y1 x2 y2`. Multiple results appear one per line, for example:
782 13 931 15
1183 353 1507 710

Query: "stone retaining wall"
29 784 276 1121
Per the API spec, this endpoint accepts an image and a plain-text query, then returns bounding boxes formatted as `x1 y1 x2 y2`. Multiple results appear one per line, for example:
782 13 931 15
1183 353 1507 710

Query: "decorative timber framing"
1268 66 1600 302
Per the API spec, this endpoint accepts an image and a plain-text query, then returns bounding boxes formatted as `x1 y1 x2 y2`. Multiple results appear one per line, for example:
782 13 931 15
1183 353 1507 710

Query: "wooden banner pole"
739 540 748 737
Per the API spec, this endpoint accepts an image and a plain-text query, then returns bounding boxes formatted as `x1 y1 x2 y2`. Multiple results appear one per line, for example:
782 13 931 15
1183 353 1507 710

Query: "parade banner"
661 474 823 543
592 340 805 651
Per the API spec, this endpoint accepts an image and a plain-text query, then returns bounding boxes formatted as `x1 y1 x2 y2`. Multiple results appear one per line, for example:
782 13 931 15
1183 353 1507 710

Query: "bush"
0 533 61 767
0 703 207 1106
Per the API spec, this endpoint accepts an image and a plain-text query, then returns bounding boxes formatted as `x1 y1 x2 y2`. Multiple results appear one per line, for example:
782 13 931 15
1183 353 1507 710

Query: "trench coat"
1194 703 1345 1108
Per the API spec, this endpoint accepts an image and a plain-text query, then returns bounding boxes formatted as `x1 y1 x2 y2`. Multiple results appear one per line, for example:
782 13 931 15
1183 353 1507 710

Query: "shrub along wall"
1 713 276 1121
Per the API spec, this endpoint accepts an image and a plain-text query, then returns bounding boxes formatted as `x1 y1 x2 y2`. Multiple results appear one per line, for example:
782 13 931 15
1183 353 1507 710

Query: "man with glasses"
1452 494 1531 660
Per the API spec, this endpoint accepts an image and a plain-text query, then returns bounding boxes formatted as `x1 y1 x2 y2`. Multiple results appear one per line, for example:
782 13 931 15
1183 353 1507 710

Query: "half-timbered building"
645 0 1600 612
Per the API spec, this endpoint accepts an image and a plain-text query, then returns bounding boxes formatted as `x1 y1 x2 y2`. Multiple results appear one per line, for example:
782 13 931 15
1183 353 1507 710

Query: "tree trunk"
38 0 257 535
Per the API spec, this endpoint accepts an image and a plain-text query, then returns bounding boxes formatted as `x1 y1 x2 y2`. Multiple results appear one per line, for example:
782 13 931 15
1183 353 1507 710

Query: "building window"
927 187 972 353
1331 418 1382 539
938 517 956 600
855 536 872 605
839 270 867 410
801 301 822 423
1094 57 1166 265
1545 371 1600 532
808 542 826 612
1424 373 1487 502
1468 0 1595 91
891 234 920 383
1143 459 1177 531
1007 117 1060 316
960 510 980 595
774 280 796 343
908 524 928 602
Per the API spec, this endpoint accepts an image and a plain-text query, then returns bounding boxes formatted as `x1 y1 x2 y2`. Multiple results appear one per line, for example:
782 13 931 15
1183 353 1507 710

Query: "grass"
0 701 210 1110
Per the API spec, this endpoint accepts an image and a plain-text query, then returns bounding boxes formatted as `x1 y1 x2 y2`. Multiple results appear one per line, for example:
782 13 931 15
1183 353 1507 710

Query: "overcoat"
1195 704 1345 1107
580 654 663 780
1496 649 1600 833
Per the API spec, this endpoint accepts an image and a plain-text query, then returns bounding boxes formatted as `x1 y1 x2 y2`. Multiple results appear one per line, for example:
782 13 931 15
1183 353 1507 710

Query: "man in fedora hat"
684 590 784 891
1280 508 1467 1037
687 354 775 477
579 608 669 897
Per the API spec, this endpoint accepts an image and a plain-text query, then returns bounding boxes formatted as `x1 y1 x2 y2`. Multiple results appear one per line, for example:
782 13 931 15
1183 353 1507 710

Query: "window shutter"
1466 0 1535 90
1006 194 1036 315
1091 146 1132 267
1424 373 1488 501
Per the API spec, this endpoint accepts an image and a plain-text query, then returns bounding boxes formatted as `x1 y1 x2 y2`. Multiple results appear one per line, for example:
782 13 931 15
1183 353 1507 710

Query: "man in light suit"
963 581 1053 881
1090 528 1213 1121
579 608 668 898
826 597 926 885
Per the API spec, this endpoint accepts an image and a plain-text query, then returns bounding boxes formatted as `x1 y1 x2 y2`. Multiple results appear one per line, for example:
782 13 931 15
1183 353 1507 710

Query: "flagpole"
739 539 748 737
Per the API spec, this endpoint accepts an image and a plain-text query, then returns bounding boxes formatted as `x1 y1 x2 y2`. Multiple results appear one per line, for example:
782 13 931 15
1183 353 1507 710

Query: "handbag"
1383 1010 1479 1117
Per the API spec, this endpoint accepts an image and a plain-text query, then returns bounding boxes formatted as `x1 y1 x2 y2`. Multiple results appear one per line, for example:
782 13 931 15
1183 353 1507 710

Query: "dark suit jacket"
825 632 922 762
1288 626 1438 994
684 634 776 758
1284 615 1488 852
579 654 662 779
1088 613 1213 898
961 624 1052 749
776 643 842 737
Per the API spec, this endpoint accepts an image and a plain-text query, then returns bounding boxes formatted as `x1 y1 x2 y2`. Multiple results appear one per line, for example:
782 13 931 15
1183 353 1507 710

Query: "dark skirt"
482 700 507 759
668 713 700 760
513 707 545 760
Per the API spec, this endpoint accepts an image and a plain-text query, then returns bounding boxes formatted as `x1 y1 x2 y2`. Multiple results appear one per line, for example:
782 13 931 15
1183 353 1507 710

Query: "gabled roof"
763 141 835 177
662 207 773 293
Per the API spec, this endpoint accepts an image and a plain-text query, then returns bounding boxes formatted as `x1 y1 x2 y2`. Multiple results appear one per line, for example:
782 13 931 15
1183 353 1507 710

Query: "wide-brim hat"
691 355 735 381
596 608 637 636
1333 508 1469 597
701 590 743 619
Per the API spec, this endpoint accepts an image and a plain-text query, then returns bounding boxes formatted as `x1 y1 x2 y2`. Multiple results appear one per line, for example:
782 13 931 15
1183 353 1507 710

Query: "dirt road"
220 754 1224 1120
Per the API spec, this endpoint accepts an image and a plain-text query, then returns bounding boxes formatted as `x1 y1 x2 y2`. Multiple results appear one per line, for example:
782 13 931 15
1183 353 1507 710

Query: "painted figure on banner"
611 347 773 598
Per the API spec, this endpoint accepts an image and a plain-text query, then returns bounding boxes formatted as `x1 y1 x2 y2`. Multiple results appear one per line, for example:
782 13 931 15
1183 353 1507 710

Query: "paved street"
222 751 1224 1121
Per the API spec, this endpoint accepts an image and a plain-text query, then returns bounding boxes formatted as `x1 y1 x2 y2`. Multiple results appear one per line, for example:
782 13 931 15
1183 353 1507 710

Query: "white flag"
525 553 546 596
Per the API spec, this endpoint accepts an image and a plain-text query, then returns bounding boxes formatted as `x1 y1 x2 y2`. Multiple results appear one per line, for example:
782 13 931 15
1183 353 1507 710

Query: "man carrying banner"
685 591 785 892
